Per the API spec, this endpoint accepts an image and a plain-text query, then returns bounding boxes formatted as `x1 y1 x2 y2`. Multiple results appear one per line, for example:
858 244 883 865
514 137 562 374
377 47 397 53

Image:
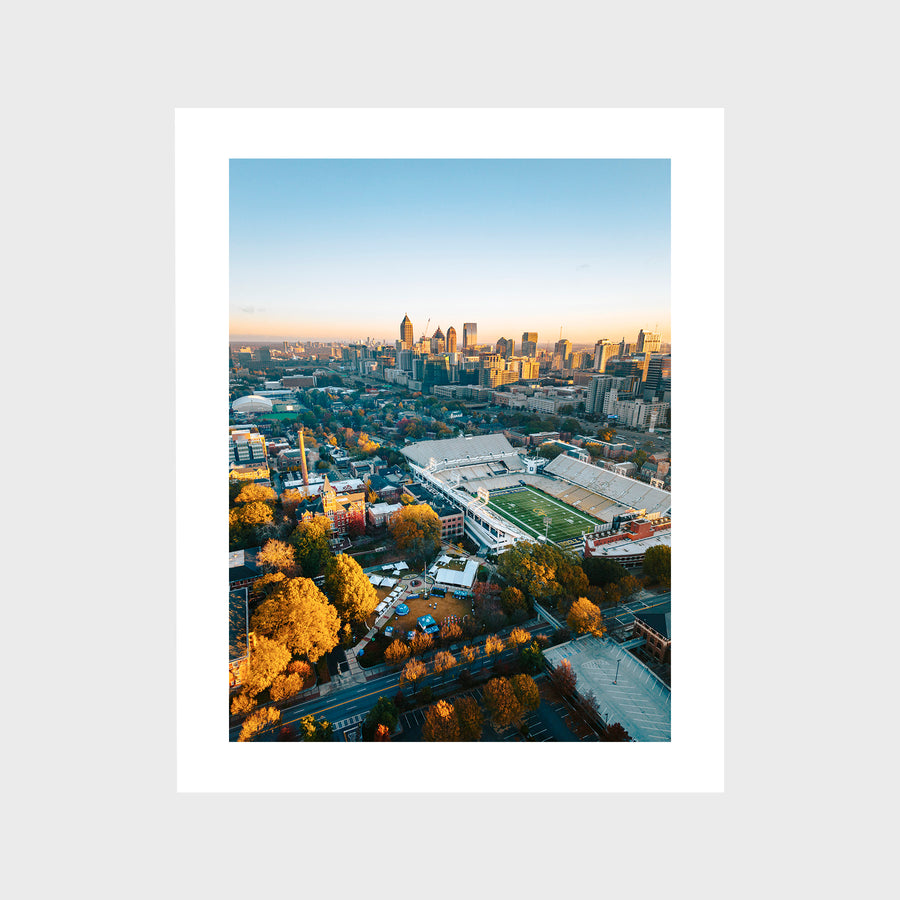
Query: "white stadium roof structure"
543 454 671 517
400 433 520 470
232 394 274 413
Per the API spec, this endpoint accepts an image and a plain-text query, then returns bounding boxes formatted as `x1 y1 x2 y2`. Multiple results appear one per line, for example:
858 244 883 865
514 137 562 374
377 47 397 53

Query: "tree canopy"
256 539 297 574
389 504 442 567
250 576 341 663
323 553 379 624
483 677 524 729
567 596 606 637
583 556 629 588
643 545 671 585
510 674 540 712
237 706 281 742
297 714 333 742
235 483 277 505
455 695 484 741
422 700 460 742
238 635 291 697
290 515 333 578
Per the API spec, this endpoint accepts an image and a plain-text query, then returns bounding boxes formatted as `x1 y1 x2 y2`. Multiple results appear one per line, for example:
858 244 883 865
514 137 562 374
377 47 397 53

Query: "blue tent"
396 603 409 616
417 615 437 630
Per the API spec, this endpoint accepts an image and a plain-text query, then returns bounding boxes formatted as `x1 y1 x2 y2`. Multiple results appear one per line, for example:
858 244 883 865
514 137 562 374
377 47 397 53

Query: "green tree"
237 706 281 742
422 700 460 741
298 714 333 741
250 577 341 663
518 640 545 675
389 504 442 567
583 556 629 588
365 696 399 736
238 635 291 697
643 545 671 586
323 553 379 624
289 515 333 578
567 596 606 637
455 695 484 741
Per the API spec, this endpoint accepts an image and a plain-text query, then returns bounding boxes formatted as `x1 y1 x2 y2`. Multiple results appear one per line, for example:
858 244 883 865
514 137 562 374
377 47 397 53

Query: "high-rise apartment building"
463 322 477 349
400 314 414 347
521 332 538 357
446 326 457 353
593 339 618 373
496 337 514 359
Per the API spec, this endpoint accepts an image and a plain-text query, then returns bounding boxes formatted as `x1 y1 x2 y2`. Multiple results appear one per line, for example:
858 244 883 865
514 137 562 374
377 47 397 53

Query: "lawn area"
388 589 472 635
487 487 602 543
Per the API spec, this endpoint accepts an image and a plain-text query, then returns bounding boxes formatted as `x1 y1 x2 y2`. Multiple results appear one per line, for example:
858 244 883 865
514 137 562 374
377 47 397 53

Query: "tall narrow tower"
400 313 414 348
297 429 310 496
446 326 457 353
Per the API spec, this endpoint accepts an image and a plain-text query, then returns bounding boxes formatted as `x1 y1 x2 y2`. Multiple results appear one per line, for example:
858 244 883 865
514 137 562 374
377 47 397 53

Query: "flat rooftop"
544 635 671 741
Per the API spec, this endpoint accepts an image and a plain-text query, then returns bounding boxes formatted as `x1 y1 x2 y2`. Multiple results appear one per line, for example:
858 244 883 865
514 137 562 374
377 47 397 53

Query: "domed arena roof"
232 394 274 413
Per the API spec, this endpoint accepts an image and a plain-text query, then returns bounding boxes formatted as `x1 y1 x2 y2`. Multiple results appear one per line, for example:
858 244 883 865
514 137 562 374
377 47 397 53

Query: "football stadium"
400 433 671 553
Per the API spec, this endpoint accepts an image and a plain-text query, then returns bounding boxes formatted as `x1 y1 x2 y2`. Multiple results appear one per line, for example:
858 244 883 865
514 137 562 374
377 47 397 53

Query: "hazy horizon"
230 159 670 345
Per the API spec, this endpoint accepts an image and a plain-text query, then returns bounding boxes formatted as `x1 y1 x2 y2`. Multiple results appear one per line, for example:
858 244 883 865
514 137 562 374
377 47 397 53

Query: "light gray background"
5 1 886 895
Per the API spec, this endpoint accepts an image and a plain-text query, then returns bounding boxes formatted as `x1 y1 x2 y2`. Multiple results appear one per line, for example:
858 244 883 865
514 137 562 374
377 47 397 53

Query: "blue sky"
230 158 670 347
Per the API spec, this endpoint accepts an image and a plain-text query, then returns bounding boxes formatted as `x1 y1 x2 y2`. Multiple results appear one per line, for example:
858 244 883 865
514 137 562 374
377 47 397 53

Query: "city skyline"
230 159 670 344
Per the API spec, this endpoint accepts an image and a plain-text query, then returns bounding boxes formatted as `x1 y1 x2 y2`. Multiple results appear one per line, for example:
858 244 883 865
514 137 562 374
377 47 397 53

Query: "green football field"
487 487 602 543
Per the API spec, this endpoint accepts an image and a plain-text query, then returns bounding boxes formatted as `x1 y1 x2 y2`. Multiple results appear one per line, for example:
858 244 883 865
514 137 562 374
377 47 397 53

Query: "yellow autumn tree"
567 596 606 637
433 650 456 674
384 639 411 667
483 677 524 729
250 577 341 663
235 483 277 505
256 539 297 573
507 627 531 650
238 634 291 697
422 700 460 742
323 553 379 624
510 674 540 712
400 658 427 692
389 504 442 567
237 706 281 742
455 695 484 741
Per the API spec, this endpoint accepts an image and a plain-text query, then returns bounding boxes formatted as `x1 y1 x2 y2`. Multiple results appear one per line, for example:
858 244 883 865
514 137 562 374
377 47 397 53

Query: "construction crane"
421 317 431 341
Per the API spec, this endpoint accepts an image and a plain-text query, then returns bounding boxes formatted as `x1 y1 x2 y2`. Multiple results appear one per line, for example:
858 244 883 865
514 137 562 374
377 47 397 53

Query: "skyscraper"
636 329 661 354
593 339 618 373
400 314 414 347
463 322 477 349
430 326 446 354
521 332 538 357
446 326 457 353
